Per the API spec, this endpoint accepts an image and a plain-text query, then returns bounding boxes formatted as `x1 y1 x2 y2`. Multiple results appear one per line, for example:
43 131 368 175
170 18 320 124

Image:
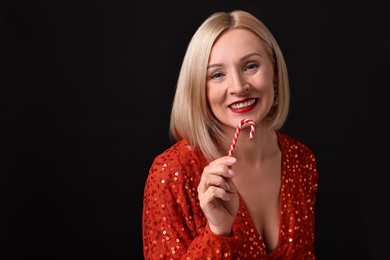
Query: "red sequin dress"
143 131 318 259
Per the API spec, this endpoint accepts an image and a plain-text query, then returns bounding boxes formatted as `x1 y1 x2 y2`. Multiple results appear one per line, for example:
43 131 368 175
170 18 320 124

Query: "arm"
142 151 241 259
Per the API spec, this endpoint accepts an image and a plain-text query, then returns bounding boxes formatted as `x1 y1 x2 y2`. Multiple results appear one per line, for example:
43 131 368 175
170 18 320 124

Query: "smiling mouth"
229 98 257 109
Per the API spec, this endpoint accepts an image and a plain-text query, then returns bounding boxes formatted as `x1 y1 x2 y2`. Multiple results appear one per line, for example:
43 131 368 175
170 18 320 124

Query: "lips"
229 98 257 113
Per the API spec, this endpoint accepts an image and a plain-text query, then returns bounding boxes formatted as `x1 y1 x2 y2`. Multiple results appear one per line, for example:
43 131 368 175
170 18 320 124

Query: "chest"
232 158 282 250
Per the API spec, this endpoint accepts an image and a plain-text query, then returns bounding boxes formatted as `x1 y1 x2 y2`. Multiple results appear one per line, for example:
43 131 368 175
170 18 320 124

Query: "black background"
2 1 389 259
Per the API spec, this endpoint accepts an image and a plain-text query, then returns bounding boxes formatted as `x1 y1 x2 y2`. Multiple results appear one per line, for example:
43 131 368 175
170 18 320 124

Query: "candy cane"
228 118 255 157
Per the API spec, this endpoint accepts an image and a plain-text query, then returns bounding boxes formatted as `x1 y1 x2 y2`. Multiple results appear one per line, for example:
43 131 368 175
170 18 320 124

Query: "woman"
142 10 318 259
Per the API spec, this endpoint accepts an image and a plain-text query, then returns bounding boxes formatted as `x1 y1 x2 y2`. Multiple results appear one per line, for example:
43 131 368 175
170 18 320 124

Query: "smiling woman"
142 9 318 259
206 29 276 128
2 0 385 259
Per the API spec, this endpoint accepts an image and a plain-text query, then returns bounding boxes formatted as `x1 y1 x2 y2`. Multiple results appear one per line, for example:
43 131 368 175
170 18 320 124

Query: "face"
206 28 275 131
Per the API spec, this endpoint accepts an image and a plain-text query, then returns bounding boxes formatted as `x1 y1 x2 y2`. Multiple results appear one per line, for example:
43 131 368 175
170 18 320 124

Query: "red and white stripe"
228 118 255 157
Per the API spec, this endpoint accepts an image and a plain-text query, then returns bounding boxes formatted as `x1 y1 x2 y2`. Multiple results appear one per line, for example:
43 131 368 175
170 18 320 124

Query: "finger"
202 164 233 179
198 173 233 194
208 156 237 167
198 157 237 195
225 178 238 193
200 186 231 205
203 163 236 179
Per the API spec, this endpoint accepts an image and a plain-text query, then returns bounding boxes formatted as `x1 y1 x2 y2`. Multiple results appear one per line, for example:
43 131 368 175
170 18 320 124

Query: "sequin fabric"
142 131 318 259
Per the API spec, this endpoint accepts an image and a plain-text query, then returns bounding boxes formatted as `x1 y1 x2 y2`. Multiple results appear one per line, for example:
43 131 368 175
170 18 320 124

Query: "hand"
197 156 239 236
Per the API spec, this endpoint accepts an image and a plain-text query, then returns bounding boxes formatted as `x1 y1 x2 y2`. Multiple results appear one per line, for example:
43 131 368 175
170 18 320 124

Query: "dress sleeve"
142 147 241 259
306 147 319 210
301 147 319 259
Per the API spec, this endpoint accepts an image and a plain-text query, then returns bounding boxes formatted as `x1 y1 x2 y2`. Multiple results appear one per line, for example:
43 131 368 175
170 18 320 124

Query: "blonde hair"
170 10 290 161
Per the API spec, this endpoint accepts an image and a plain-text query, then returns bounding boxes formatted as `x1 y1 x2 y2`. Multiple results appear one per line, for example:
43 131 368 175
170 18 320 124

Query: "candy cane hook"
228 118 255 157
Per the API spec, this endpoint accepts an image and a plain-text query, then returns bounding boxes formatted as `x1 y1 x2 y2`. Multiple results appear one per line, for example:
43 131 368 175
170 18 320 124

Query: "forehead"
209 28 267 61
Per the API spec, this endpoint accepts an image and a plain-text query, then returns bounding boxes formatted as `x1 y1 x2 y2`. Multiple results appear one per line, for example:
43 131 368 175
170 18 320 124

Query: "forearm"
143 220 240 259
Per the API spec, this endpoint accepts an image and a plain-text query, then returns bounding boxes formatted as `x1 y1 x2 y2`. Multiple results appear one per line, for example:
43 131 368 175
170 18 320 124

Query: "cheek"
261 85 275 105
254 69 274 90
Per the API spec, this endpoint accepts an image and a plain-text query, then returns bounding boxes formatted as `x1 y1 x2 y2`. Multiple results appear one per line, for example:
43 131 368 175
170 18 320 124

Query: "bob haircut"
170 10 290 162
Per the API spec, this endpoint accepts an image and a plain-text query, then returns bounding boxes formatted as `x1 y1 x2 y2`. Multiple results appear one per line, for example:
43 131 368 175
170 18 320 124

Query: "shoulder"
147 140 208 185
276 131 316 160
151 140 208 169
276 131 318 178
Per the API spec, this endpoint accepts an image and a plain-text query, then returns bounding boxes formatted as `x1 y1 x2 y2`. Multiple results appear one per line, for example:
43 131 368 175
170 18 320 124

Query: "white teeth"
230 99 256 109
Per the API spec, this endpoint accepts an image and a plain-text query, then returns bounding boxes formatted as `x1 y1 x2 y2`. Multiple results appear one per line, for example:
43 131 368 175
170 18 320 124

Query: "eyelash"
209 63 259 80
245 63 259 71
210 72 224 79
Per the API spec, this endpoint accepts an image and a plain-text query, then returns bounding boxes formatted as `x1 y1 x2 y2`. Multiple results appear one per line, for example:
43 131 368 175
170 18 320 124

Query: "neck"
226 126 278 164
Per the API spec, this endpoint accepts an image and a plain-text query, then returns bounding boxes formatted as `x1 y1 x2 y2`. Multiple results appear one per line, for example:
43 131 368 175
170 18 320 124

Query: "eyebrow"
207 52 262 69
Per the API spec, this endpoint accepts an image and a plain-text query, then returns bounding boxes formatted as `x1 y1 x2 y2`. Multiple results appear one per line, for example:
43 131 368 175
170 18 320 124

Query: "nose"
229 70 248 95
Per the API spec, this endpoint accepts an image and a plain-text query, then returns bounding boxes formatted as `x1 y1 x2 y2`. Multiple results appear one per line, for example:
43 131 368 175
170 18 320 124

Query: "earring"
273 84 278 106
273 94 279 106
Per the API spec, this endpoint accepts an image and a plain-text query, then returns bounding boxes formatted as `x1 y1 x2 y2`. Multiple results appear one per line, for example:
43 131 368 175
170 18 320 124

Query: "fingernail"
228 169 236 176
227 157 236 163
